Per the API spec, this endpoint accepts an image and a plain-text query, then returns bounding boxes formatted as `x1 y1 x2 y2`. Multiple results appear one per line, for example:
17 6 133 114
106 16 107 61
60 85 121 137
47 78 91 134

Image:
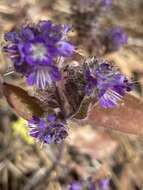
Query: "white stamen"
35 67 52 89
101 89 122 107
31 43 47 61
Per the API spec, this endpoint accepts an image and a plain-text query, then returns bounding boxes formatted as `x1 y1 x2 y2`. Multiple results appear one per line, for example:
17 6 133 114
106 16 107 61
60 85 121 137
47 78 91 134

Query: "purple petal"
4 31 20 42
27 72 36 86
57 41 75 57
48 114 57 122
20 27 35 41
49 65 61 81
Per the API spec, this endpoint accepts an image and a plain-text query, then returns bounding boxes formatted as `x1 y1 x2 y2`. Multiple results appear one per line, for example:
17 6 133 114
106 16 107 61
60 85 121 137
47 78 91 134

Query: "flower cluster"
28 114 68 144
84 58 132 108
3 20 74 89
105 27 128 52
3 20 133 144
69 178 110 190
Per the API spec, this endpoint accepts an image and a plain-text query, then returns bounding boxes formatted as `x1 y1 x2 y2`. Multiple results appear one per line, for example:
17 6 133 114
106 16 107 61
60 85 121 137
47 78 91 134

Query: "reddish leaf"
87 94 143 135
3 83 44 120
68 126 117 160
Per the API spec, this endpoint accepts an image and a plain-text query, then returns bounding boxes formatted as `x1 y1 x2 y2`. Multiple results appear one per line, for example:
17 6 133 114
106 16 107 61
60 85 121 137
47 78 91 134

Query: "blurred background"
0 0 143 189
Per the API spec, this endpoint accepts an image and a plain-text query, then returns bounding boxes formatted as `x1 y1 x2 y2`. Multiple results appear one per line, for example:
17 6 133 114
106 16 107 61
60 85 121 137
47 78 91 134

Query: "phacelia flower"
69 178 111 190
105 27 128 52
101 0 112 6
99 179 110 190
3 20 75 89
84 58 132 108
28 114 68 144
69 181 83 190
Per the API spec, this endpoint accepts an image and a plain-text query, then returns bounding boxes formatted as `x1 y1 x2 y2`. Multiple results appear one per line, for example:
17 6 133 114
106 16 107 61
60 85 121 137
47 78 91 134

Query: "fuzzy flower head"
3 20 75 89
28 114 68 144
84 57 132 108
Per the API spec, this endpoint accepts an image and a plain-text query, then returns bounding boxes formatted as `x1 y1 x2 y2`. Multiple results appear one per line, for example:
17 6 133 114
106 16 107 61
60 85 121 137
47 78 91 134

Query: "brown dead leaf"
3 82 44 120
87 93 143 135
68 124 117 160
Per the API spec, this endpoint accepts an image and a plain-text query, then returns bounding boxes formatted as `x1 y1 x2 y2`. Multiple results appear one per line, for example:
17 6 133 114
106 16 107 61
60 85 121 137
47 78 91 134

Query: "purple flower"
69 178 110 190
84 58 132 108
28 114 68 144
69 181 83 190
3 20 75 89
101 0 112 6
99 179 110 190
106 27 128 51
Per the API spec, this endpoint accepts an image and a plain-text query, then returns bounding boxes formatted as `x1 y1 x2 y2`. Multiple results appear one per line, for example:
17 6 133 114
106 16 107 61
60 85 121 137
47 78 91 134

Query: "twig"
22 143 65 190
